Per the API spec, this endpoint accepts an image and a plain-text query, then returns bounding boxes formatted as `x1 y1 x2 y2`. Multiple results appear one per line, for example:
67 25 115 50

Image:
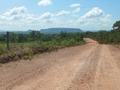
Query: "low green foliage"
84 20 120 44
0 31 84 63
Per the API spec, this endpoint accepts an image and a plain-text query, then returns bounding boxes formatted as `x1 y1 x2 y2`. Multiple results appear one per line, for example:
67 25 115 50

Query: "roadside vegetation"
84 20 120 44
1 20 119 64
0 31 84 63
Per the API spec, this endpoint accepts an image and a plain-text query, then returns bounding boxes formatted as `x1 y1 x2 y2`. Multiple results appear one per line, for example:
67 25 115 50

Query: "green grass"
0 43 7 55
0 40 85 63
0 40 85 55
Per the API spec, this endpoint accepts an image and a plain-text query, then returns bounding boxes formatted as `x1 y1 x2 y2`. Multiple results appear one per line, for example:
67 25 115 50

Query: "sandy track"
0 38 120 90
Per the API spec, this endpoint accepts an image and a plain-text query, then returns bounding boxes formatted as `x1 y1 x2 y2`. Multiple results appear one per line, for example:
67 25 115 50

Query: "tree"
96 30 109 44
60 31 67 39
29 30 41 41
0 34 6 42
18 34 27 43
113 20 120 30
10 32 18 43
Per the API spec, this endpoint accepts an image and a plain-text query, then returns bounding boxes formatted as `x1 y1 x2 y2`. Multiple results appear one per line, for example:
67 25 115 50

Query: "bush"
0 32 85 63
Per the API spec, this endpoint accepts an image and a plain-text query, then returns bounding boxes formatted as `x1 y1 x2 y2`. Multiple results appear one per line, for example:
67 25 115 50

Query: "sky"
0 0 120 31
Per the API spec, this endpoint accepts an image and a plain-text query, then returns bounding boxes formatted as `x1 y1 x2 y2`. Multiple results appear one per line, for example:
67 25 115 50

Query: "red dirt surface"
0 38 120 90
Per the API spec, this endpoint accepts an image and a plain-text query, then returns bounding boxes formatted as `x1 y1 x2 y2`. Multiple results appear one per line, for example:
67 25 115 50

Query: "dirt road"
0 38 120 90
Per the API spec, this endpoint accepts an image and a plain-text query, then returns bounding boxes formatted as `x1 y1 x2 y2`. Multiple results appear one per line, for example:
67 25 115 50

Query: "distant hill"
40 28 82 34
0 28 82 35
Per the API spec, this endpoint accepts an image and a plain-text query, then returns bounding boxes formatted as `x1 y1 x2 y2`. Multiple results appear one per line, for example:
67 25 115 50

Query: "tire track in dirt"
67 44 101 90
29 44 99 90
108 45 120 69
93 45 120 90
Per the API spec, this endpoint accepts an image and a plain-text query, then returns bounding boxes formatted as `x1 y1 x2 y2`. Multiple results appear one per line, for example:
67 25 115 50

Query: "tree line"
84 20 120 44
0 31 82 43
0 31 84 46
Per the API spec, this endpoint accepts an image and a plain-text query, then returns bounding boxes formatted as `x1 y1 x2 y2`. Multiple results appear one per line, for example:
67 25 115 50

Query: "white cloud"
40 12 52 19
82 7 104 18
4 6 27 16
0 6 39 30
0 6 114 30
0 15 6 20
73 8 80 13
77 7 113 30
38 0 52 6
3 6 28 20
70 3 80 8
56 10 70 16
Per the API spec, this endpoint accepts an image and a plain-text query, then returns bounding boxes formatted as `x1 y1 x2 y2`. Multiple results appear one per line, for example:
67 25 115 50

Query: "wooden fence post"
6 32 10 50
